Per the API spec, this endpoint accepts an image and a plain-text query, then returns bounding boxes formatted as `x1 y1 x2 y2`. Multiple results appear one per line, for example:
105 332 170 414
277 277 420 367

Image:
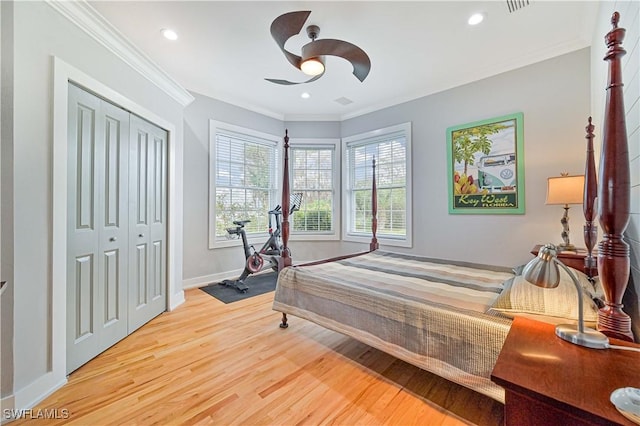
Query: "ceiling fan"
265 11 371 85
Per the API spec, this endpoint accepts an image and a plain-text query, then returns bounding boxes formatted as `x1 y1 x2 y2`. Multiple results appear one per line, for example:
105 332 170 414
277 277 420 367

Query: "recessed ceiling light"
468 13 485 26
301 92 311 99
161 28 178 41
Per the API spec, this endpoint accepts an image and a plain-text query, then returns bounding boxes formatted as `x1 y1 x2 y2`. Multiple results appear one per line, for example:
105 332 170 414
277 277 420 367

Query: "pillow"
488 266 600 322
511 264 526 276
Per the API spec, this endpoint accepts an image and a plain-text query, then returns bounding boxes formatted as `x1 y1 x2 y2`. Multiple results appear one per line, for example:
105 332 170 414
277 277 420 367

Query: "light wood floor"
15 288 504 425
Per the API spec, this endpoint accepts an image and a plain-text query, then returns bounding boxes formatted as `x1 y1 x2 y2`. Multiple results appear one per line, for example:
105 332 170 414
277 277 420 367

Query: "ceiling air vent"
334 97 354 106
506 0 530 13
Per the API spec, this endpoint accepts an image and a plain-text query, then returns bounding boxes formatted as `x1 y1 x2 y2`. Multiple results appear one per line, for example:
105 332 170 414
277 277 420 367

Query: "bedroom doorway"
66 84 167 373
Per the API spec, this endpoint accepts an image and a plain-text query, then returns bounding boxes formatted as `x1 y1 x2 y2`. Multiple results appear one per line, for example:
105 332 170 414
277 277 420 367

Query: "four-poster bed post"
597 12 634 342
583 117 598 279
278 130 292 271
277 133 379 329
278 130 291 329
370 158 379 251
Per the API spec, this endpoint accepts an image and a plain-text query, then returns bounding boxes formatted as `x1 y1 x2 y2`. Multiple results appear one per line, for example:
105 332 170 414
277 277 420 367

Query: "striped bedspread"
272 250 515 402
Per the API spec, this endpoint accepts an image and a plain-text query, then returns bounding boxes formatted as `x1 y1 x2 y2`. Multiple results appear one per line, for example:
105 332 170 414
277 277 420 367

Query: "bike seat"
232 219 251 226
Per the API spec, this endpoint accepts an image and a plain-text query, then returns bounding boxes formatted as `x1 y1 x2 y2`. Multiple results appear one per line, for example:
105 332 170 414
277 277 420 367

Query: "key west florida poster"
446 112 525 214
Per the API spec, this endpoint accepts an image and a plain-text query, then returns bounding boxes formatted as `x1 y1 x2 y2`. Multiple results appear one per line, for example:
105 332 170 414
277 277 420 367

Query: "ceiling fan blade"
270 10 311 69
264 72 324 86
302 39 371 82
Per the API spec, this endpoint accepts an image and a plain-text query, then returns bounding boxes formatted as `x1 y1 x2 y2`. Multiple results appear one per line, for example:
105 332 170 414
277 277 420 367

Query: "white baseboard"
169 290 185 311
182 269 244 290
12 372 66 418
1 394 15 424
182 261 310 291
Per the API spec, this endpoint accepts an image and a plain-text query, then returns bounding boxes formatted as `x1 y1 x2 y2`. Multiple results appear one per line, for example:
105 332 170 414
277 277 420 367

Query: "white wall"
9 0 186 408
591 1 640 339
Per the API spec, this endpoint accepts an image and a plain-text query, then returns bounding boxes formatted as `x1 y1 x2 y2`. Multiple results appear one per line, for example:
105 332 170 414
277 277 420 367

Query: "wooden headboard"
590 12 634 342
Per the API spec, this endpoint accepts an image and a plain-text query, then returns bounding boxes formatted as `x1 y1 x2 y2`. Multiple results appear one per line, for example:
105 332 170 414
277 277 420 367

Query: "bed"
272 12 635 403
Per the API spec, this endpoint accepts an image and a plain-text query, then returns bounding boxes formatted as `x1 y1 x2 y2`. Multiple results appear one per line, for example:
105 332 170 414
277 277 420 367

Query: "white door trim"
27 56 185 410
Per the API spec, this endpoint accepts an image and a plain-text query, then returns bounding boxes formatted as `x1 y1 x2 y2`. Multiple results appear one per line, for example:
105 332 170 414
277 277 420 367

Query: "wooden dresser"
491 317 640 425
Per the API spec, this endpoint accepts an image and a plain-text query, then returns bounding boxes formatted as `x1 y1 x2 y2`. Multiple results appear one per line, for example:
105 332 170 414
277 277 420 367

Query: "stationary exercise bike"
221 193 302 292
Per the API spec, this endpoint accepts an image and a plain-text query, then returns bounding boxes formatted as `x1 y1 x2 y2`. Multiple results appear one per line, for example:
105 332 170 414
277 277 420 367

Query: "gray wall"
591 1 640 339
10 0 184 397
342 48 591 267
1 0 15 402
182 110 347 281
281 121 347 263
182 93 284 280
283 121 341 139
183 48 592 283
182 108 372 280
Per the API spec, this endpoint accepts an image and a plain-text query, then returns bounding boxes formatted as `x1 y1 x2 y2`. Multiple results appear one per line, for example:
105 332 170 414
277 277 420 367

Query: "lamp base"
556 243 577 252
555 324 610 349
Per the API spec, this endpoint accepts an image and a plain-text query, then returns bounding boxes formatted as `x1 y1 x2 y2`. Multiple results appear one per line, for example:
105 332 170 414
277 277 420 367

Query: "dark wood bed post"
370 157 379 251
583 117 598 279
597 12 634 342
279 129 292 328
279 129 292 270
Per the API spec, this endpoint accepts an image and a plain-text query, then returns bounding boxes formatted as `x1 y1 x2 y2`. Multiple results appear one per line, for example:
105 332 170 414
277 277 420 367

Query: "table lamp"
546 174 585 251
522 243 609 349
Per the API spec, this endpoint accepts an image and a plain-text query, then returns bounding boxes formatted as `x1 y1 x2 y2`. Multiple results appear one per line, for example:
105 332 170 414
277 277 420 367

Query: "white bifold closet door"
66 84 167 374
127 113 168 333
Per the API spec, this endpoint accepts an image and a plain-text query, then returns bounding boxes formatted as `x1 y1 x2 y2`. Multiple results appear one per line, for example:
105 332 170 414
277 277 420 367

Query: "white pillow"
489 266 600 322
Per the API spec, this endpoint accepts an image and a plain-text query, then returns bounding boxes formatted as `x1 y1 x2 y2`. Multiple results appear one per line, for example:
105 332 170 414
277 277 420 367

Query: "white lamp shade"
301 58 325 76
546 175 584 205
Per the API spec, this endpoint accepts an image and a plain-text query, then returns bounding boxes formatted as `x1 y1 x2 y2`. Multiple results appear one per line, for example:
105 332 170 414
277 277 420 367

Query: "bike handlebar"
268 204 300 215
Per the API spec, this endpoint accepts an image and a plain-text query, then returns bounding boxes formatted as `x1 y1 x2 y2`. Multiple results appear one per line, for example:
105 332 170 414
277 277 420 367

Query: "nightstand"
491 317 640 425
531 244 597 276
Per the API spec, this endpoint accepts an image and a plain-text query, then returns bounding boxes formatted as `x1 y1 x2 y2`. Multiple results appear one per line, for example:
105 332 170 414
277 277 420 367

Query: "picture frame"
446 112 525 214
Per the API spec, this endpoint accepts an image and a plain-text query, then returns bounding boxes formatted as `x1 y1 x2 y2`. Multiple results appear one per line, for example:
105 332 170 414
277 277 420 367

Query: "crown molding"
45 0 194 107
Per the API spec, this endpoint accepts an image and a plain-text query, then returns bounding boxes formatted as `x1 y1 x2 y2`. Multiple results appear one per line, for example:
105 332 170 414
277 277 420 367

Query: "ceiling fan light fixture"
300 57 325 76
266 11 371 85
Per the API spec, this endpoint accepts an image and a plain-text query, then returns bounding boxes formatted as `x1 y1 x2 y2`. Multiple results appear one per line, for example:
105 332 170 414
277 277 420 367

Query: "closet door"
128 115 167 333
67 84 129 373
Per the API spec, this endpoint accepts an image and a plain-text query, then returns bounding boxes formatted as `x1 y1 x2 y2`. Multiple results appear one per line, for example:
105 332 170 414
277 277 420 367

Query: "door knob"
138 233 144 238
109 237 117 242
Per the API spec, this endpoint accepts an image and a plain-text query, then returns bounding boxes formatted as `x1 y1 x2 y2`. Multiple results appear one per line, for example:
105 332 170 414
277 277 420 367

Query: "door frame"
50 57 184 391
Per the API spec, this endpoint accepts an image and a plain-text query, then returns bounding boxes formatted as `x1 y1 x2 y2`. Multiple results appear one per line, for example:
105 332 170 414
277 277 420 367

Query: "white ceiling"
88 1 599 121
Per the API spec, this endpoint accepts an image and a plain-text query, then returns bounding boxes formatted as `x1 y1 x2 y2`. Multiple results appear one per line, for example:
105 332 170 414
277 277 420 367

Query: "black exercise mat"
200 271 277 304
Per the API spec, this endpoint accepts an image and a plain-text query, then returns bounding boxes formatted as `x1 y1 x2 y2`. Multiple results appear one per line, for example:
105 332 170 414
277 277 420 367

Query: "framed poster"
446 112 524 214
